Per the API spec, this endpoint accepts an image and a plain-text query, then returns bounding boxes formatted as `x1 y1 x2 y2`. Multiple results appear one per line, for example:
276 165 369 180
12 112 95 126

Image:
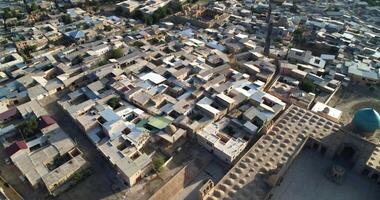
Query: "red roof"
4 141 27 157
0 107 19 122
38 115 57 129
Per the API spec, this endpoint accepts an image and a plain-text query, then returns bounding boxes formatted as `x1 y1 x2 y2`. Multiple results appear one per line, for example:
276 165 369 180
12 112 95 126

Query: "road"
0 175 24 200
39 94 126 200
264 59 280 92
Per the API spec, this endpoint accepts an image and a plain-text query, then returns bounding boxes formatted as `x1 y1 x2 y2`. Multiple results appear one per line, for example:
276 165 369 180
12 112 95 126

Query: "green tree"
98 59 108 66
18 117 39 137
144 15 154 25
152 13 160 24
104 25 112 31
3 8 20 20
148 38 160 45
114 6 124 16
293 28 304 45
189 0 201 4
72 55 84 65
151 7 169 23
170 1 183 12
95 35 104 40
107 97 120 109
107 48 124 59
364 0 380 6
83 23 91 29
61 14 72 24
153 155 165 172
132 41 144 47
3 8 13 19
131 10 144 20
3 8 14 19
29 3 39 12
91 1 100 12
23 45 37 57
299 79 316 93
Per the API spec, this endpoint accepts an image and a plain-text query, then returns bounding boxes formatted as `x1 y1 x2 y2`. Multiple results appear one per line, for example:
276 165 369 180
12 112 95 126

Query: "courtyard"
271 148 380 200
328 84 380 141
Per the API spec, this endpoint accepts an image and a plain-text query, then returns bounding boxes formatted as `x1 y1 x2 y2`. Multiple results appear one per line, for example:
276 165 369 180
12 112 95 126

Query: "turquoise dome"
353 108 380 133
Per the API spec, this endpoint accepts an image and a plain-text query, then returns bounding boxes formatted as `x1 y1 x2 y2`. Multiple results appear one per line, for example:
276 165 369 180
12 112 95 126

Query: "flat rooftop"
271 148 380 200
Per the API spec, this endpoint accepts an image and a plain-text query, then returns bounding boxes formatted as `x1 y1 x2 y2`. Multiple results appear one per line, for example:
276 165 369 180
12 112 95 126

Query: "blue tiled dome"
353 108 380 133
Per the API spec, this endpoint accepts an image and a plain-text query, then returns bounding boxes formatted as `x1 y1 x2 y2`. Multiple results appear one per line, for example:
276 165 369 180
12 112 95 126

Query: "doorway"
334 144 358 169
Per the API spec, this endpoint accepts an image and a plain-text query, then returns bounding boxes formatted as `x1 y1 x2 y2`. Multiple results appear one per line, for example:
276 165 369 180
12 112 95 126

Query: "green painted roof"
147 116 172 130
353 108 380 133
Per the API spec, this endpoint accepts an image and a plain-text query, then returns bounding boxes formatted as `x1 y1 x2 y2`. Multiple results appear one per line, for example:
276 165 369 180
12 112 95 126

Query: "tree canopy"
106 48 124 59
153 155 166 172
18 117 39 138
299 79 316 93
364 0 380 6
132 41 145 47
23 45 37 58
107 97 121 109
138 1 183 25
72 55 84 65
131 10 144 20
3 8 22 20
292 28 305 45
104 25 112 31
61 14 72 24
29 3 39 12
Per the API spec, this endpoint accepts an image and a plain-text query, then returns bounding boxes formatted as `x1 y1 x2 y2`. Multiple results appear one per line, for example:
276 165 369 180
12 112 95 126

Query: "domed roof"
353 108 380 133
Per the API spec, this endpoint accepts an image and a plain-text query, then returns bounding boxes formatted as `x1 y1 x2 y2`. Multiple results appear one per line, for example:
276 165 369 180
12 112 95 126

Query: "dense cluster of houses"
1 100 88 196
0 0 379 198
